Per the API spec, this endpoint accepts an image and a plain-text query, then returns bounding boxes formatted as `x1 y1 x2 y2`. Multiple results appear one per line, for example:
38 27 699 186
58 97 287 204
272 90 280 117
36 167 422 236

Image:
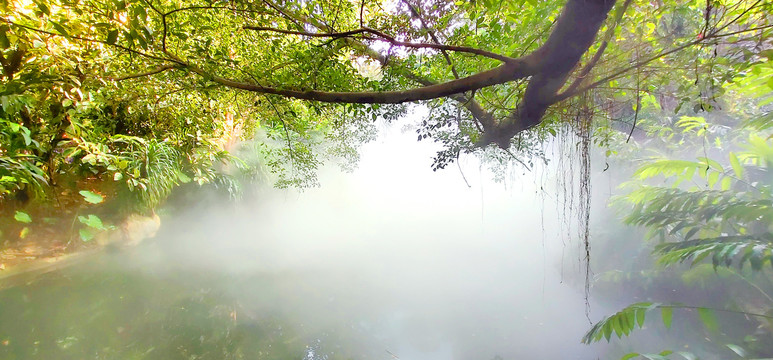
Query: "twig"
658 304 773 320
555 4 769 102
113 64 176 81
401 0 459 78
2 19 178 64
504 148 531 170
627 43 641 143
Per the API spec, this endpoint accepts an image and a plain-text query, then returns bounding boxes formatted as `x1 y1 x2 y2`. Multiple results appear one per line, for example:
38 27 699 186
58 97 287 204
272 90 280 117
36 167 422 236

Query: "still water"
0 126 610 359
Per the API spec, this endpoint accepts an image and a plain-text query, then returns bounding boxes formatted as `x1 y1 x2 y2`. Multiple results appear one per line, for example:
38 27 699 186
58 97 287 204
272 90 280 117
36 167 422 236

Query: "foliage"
583 300 773 359
77 214 110 242
0 0 767 179
78 190 103 204
618 128 773 271
582 302 742 344
0 118 47 198
587 60 773 357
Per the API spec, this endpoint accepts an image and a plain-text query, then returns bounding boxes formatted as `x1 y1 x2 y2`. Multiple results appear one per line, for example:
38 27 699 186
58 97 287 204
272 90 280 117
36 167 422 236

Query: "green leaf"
51 22 69 37
177 171 191 183
720 177 732 191
0 26 10 48
612 314 623 337
79 190 104 204
37 1 50 15
106 29 119 45
21 131 32 146
676 351 697 360
625 308 637 334
79 228 94 242
684 227 699 240
726 344 747 358
78 214 106 230
707 171 719 188
729 152 743 178
698 308 718 332
661 307 673 329
621 353 640 360
636 308 646 328
603 318 613 341
14 210 32 223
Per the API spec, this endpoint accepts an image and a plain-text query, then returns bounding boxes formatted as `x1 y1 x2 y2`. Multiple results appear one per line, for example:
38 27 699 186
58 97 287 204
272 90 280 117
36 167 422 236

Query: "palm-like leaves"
616 139 773 271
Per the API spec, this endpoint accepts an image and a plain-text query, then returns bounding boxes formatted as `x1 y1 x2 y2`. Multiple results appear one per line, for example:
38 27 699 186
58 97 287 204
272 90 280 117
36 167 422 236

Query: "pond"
0 126 612 360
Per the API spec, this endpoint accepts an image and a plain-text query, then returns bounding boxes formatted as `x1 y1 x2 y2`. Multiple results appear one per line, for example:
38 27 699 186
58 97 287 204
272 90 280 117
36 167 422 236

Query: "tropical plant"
585 81 773 357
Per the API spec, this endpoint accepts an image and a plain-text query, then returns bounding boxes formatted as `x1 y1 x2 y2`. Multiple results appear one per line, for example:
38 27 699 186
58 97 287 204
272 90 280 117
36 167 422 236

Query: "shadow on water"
0 126 611 359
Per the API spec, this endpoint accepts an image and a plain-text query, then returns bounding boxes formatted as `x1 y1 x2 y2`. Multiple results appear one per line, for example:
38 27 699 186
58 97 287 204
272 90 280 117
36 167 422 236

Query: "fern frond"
623 187 771 240
584 303 773 345
655 235 773 270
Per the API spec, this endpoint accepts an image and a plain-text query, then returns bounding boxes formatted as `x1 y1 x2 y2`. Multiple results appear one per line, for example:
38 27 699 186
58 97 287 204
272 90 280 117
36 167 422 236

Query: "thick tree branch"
186 57 537 104
559 0 633 98
340 38 497 130
254 1 498 129
11 0 618 149
479 0 617 148
205 0 616 147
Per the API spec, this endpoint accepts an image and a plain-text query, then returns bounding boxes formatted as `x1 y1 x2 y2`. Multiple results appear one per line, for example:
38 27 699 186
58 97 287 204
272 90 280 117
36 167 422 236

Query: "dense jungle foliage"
0 0 771 357
584 67 773 358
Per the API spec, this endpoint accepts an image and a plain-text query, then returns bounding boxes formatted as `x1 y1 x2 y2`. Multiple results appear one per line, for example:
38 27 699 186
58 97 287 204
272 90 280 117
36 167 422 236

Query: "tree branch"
242 25 518 63
554 2 771 104
340 39 498 130
164 5 269 17
2 19 179 64
401 0 460 78
252 1 499 130
186 56 537 104
554 37 703 103
113 64 177 81
260 0 305 30
479 0 617 148
559 0 633 98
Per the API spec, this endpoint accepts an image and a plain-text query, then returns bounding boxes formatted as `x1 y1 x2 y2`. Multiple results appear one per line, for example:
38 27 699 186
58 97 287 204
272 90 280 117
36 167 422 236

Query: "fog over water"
130 122 614 359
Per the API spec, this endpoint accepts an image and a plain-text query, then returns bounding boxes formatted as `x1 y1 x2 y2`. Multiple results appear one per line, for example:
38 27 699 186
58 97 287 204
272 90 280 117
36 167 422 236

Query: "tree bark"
479 0 616 148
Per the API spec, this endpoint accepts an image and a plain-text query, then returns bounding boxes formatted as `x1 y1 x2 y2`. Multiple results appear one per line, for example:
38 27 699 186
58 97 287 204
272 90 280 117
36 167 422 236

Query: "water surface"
0 126 609 359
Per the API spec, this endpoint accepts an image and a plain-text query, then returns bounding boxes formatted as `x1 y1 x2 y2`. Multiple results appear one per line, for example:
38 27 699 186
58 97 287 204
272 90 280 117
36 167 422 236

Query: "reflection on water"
0 126 609 359
0 246 600 360
0 258 338 360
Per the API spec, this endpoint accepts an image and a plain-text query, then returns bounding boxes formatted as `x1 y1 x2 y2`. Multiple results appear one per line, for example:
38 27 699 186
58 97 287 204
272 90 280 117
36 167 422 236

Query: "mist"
104 120 616 360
